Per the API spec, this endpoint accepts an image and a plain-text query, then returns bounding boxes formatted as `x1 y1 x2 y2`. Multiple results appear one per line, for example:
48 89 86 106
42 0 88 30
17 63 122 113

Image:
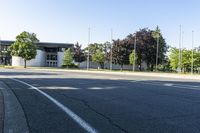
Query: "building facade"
0 40 73 67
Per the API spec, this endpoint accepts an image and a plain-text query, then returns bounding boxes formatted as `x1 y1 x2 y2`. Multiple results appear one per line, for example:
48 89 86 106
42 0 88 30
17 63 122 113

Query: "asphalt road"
0 69 200 133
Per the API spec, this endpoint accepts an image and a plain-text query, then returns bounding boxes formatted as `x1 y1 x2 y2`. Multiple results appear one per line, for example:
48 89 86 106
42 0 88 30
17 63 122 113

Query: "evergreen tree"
63 48 73 67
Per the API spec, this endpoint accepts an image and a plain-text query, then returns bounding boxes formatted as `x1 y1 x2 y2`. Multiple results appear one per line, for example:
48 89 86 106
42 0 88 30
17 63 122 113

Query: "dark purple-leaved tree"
73 42 86 66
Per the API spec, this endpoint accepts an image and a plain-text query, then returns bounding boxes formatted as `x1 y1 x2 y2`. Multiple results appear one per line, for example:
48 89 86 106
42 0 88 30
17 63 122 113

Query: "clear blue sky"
0 0 200 48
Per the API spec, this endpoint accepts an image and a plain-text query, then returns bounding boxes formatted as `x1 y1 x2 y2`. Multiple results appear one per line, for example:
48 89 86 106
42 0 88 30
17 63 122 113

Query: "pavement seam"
58 93 129 133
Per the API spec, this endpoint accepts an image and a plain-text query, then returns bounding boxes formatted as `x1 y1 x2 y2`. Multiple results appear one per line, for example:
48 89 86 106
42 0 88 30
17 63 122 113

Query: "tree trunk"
120 64 123 71
147 63 150 71
139 61 142 71
100 62 104 69
150 64 154 71
78 62 80 69
24 59 27 68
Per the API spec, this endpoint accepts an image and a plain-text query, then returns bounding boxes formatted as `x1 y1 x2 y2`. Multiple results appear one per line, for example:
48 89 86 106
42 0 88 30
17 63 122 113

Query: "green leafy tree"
194 51 200 70
129 50 137 64
152 26 161 39
181 49 192 72
92 50 105 69
102 42 111 61
169 47 200 73
63 48 73 67
84 43 104 61
84 42 110 64
84 43 102 56
9 31 39 68
129 50 137 71
169 47 179 71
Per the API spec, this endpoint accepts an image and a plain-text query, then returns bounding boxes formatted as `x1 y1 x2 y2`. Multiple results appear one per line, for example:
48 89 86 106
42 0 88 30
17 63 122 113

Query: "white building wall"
57 52 64 67
12 50 46 67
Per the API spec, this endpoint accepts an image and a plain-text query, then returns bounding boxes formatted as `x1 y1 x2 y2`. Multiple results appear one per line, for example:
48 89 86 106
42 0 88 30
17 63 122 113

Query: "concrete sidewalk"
26 68 200 81
1 67 200 80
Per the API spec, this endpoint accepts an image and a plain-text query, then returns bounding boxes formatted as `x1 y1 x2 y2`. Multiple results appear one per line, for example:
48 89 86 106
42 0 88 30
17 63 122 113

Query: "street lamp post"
178 25 182 73
133 33 137 71
181 31 184 72
110 29 113 70
87 27 90 70
191 31 194 75
153 26 160 72
155 36 159 72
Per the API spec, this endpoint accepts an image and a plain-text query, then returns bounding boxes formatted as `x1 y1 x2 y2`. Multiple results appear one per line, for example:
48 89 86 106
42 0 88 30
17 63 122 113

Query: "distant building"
0 40 73 67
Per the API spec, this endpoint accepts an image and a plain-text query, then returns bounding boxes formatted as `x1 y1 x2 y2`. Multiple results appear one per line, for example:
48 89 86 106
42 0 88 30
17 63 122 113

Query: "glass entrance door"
46 53 57 67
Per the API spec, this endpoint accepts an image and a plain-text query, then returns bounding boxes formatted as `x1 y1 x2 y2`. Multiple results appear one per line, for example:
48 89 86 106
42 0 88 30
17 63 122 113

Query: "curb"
1 67 200 81
0 81 29 133
0 87 3 133
28 68 200 81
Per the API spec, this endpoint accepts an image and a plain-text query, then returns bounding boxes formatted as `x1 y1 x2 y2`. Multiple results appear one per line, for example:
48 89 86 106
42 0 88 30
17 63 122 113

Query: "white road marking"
11 78 98 133
164 83 173 86
38 86 79 90
88 87 117 90
138 81 200 90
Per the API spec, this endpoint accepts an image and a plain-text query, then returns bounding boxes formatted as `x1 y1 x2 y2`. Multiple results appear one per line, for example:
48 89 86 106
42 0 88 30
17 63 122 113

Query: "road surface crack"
59 93 129 133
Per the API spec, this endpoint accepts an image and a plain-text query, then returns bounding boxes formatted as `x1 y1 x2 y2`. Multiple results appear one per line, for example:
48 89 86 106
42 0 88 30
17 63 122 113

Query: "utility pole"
87 27 90 70
181 31 184 72
178 25 182 73
110 29 113 70
154 26 160 72
133 33 137 71
191 31 194 75
155 36 159 72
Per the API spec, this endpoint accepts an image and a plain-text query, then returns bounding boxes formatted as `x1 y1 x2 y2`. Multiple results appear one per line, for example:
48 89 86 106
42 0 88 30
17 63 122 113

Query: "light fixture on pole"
191 30 194 75
87 27 90 70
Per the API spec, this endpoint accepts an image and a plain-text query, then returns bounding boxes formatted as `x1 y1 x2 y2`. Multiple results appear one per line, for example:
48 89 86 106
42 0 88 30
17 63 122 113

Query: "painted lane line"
138 81 200 90
11 78 98 133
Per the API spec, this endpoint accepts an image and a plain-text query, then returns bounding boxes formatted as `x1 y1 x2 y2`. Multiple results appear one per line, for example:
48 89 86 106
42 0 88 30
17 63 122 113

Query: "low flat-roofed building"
0 40 73 67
